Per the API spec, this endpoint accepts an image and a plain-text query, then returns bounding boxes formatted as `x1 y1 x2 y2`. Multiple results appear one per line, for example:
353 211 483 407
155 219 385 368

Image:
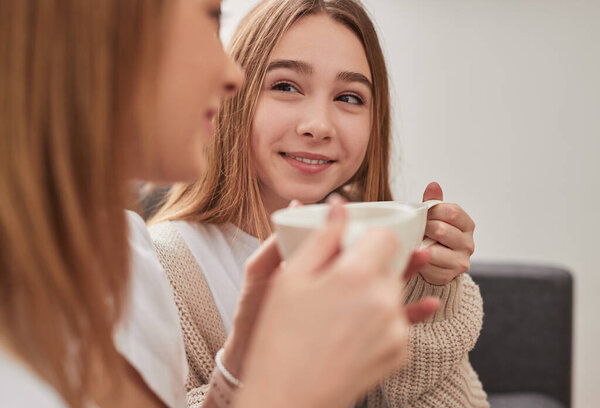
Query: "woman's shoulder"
119 211 188 408
125 211 181 287
126 210 162 263
0 349 67 408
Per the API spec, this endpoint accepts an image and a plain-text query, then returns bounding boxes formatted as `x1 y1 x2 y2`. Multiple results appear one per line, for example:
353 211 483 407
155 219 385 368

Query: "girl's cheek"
263 101 300 134
340 117 370 144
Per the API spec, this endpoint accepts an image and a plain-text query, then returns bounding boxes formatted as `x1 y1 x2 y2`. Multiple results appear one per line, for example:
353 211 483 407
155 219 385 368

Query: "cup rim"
271 201 427 229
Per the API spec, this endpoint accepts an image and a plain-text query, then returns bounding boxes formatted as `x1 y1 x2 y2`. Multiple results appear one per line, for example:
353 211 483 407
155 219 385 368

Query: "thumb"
245 234 282 280
423 181 443 202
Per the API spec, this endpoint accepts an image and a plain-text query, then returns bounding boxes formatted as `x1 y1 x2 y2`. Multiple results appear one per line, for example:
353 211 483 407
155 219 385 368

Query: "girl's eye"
336 94 364 105
272 82 300 93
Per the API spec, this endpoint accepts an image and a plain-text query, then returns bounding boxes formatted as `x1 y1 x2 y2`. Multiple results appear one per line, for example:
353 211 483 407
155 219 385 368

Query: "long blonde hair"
0 1 161 406
153 0 392 239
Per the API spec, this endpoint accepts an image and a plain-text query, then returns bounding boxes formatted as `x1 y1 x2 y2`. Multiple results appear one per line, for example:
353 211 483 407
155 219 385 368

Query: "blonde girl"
152 0 488 407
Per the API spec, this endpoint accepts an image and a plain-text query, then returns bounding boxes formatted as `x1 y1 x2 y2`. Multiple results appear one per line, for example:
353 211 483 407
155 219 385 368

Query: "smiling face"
251 14 373 213
139 0 244 183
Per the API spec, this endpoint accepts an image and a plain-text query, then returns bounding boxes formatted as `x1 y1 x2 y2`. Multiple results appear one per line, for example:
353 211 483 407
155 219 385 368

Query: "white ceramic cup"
271 200 442 274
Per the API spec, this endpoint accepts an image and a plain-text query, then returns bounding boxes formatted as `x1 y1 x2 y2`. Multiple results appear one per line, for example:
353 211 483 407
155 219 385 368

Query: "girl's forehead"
269 14 371 81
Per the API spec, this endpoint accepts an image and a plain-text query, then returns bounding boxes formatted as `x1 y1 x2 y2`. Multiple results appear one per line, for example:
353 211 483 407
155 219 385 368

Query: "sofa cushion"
469 263 572 406
489 392 565 408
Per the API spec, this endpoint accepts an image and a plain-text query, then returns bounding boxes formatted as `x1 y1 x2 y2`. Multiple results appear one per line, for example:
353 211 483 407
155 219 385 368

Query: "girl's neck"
237 192 290 239
261 189 291 218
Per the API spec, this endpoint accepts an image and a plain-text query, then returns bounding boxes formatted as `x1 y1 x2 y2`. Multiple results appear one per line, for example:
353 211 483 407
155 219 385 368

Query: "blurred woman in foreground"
0 1 437 407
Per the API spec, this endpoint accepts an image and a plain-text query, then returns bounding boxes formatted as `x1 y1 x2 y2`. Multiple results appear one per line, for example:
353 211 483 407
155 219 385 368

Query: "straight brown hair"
0 1 162 406
152 0 393 239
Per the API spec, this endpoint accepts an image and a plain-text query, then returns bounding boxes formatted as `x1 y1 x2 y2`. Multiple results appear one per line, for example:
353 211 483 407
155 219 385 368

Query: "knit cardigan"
149 222 489 408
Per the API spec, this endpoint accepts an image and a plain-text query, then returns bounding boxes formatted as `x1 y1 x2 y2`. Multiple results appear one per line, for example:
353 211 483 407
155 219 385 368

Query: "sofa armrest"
468 262 573 407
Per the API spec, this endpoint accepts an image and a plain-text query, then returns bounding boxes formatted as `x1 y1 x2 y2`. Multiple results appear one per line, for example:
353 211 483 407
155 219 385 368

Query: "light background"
221 1 600 406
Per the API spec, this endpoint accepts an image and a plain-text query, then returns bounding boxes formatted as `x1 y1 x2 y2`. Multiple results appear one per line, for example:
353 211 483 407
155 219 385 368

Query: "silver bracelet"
215 348 243 388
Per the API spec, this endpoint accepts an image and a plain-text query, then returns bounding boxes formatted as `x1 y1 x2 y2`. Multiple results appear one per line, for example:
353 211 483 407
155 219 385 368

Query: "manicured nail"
288 199 301 208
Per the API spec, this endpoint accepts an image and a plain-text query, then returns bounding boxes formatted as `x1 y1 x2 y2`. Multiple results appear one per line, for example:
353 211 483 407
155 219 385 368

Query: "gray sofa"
469 262 573 408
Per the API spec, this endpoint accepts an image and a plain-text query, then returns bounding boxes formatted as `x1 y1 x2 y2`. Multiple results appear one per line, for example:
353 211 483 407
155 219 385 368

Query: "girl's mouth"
282 152 334 165
279 152 335 174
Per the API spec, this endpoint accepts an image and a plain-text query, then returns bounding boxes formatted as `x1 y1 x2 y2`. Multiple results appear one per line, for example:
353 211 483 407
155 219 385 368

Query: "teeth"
284 153 330 165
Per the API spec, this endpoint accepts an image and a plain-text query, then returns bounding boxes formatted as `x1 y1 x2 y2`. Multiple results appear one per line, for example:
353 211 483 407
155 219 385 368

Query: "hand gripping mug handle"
419 199 444 249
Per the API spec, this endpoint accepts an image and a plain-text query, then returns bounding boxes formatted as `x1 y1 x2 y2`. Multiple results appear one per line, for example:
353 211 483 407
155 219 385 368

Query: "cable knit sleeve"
366 274 488 408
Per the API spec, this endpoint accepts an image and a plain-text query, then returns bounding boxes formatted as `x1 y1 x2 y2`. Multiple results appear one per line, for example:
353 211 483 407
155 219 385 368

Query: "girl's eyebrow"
337 71 373 90
267 59 314 75
266 59 372 90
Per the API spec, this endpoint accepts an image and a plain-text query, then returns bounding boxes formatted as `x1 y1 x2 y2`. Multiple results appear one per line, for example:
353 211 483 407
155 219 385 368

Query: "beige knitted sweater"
149 222 489 408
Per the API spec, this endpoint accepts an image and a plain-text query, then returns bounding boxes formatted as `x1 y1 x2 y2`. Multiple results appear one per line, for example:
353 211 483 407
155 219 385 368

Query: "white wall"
221 1 600 406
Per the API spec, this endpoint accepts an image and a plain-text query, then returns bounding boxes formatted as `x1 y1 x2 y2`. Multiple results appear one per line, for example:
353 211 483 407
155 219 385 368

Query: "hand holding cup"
224 196 439 408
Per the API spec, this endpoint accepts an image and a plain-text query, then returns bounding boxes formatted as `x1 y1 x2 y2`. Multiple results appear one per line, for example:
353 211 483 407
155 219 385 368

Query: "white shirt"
0 349 68 407
171 221 260 334
114 211 188 408
0 212 188 408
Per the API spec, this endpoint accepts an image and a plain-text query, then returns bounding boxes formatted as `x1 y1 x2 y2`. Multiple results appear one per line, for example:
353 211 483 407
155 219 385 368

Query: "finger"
430 245 470 275
425 220 468 250
405 297 440 324
402 249 431 281
419 261 466 285
288 199 302 208
423 182 443 202
428 243 470 270
427 203 475 232
334 227 400 278
287 197 347 276
244 234 282 279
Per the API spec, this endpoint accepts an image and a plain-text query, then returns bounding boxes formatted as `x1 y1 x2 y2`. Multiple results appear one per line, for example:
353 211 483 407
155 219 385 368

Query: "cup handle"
419 200 444 249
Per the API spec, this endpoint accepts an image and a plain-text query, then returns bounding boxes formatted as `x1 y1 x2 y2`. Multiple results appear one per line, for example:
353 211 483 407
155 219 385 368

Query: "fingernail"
288 199 301 208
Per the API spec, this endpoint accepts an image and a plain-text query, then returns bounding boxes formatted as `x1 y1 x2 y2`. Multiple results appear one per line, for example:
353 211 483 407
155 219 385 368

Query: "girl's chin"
281 192 330 205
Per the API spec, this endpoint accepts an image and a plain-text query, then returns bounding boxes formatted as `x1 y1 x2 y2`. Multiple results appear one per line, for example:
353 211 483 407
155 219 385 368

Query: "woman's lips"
280 152 335 175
